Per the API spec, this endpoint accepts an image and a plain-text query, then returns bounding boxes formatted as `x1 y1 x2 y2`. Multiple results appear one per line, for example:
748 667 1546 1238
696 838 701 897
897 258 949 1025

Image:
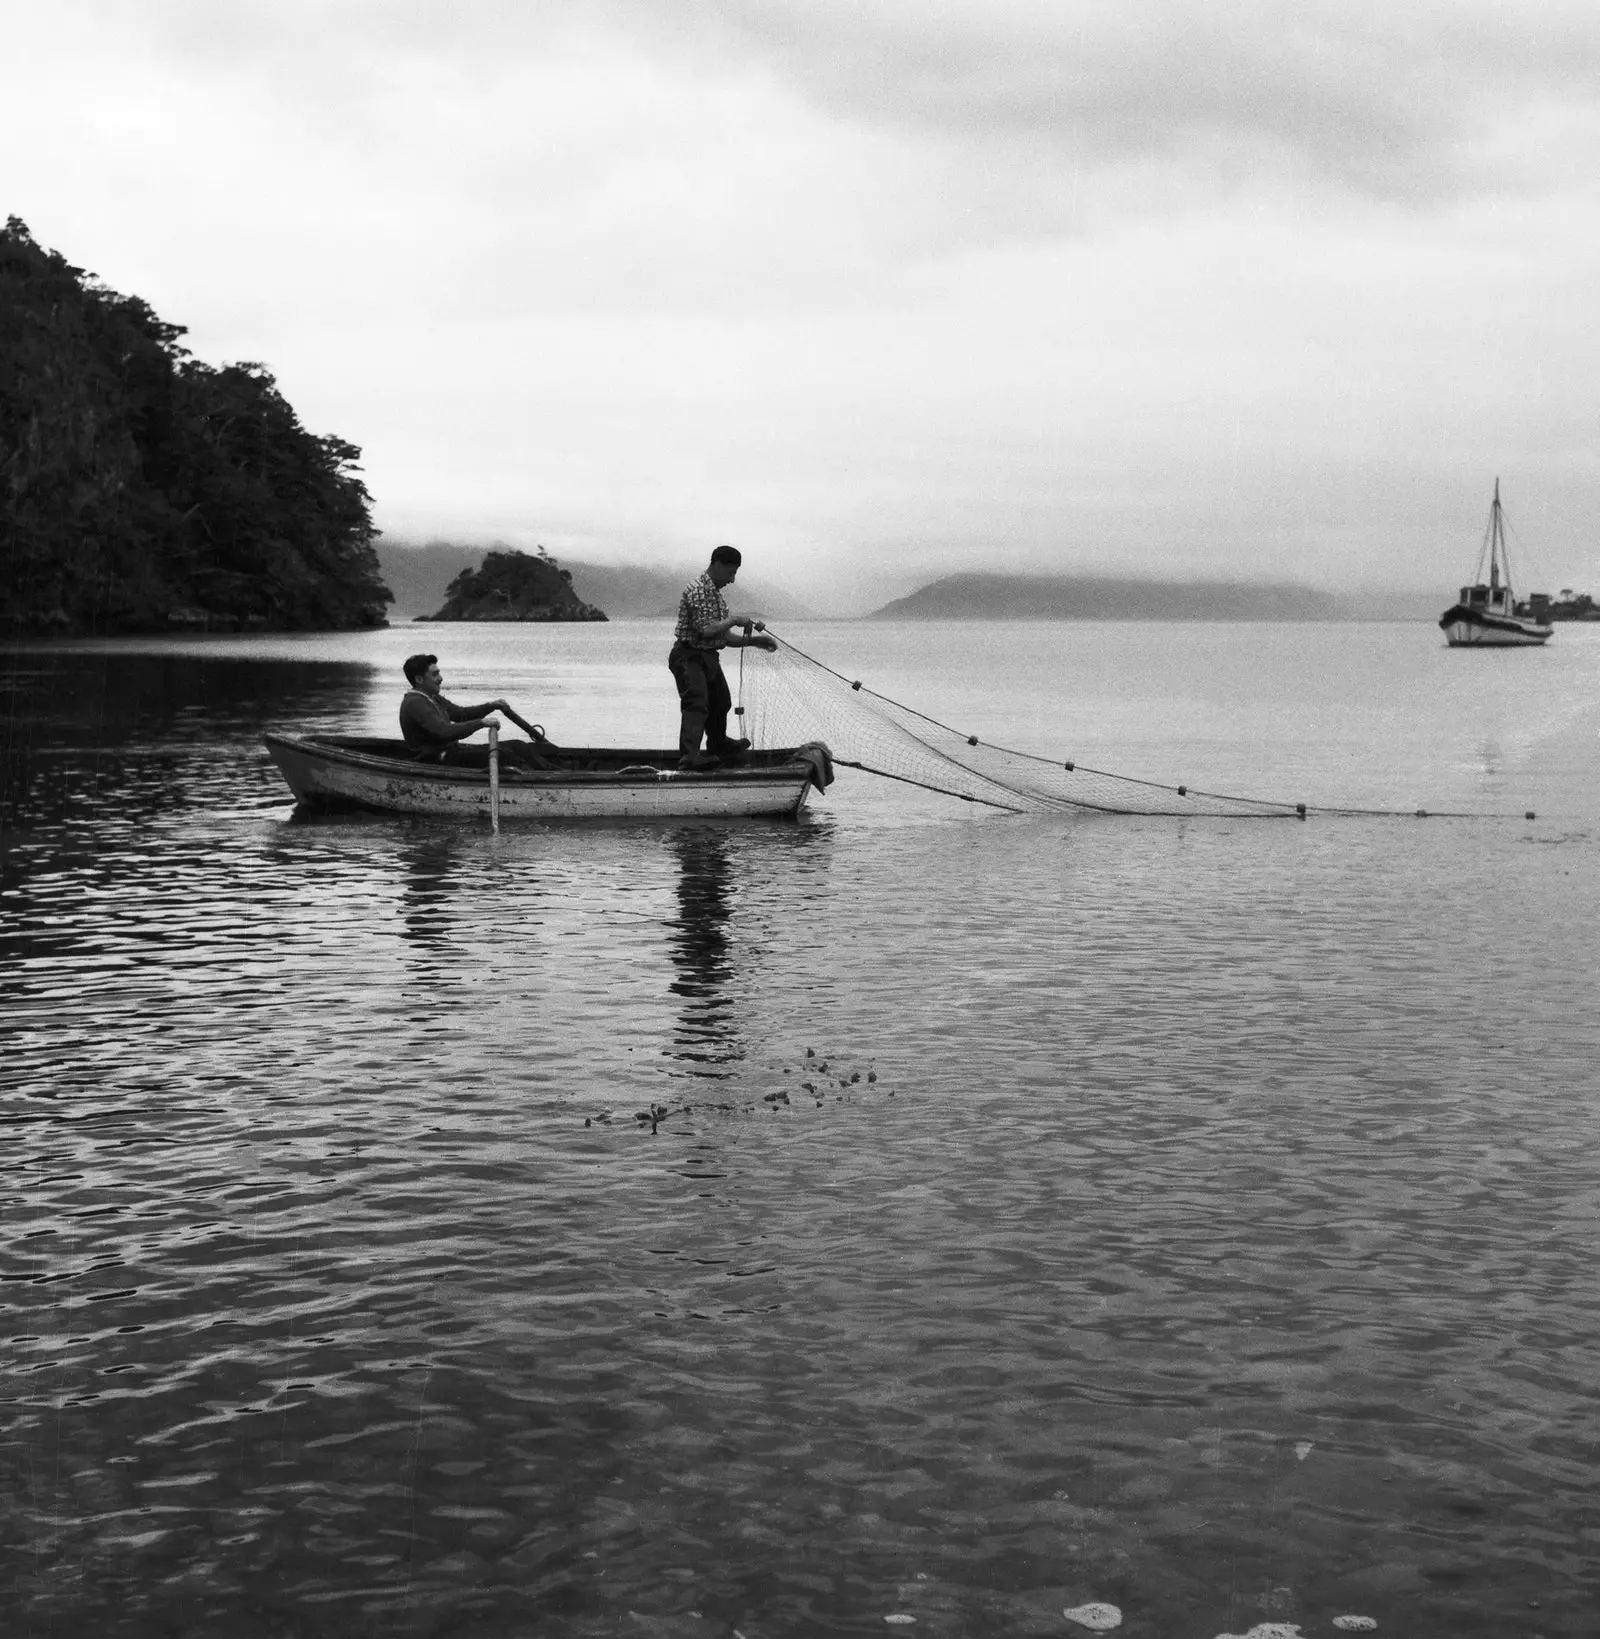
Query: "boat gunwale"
262 731 817 786
1437 604 1552 641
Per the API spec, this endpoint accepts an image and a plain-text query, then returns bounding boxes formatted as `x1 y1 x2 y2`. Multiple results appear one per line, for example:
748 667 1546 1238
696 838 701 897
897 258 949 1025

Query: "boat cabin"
1456 584 1549 622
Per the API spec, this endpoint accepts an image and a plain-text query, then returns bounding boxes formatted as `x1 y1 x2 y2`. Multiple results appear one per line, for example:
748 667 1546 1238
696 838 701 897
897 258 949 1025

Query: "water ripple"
4 641 1600 1635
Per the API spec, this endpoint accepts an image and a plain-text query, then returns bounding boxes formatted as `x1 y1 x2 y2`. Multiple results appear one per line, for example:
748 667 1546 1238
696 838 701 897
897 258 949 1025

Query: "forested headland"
1 218 390 635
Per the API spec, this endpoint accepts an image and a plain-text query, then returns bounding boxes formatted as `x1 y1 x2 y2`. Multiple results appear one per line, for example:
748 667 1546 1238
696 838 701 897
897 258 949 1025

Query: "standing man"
669 545 777 769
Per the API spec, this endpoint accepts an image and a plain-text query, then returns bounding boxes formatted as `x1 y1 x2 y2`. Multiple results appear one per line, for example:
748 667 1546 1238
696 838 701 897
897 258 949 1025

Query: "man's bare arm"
697 611 766 640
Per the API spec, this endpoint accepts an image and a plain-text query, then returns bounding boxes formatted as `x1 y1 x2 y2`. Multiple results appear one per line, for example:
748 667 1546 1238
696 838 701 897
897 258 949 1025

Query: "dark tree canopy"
0 217 391 634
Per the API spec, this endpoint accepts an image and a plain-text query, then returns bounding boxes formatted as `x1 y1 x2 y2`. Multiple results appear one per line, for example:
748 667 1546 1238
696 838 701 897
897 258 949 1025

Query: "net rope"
734 633 1535 821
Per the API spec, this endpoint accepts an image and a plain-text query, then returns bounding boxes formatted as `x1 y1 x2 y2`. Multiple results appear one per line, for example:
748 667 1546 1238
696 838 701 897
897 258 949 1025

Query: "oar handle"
501 705 546 742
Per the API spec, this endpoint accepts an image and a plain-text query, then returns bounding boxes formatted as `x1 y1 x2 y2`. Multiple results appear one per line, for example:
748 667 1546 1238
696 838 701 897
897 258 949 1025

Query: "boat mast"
1489 478 1502 595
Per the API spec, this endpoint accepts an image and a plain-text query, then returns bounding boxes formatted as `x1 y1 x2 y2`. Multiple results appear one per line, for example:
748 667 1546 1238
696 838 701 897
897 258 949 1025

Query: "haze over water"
4 620 1600 1638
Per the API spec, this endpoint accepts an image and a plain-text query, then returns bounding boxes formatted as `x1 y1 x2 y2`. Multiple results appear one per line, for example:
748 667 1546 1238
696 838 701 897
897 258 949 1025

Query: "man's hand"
753 634 777 652
729 611 761 628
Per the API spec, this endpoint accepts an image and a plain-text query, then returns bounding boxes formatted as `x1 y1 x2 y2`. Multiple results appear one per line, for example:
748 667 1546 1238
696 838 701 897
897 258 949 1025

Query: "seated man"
669 544 778 769
399 654 554 769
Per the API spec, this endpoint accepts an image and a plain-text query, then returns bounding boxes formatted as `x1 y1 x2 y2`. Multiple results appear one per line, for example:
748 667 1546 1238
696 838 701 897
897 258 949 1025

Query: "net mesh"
732 633 1535 821
735 635 1303 817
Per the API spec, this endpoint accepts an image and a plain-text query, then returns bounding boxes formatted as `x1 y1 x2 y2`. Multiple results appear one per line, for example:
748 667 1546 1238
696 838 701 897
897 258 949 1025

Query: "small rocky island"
420 548 607 622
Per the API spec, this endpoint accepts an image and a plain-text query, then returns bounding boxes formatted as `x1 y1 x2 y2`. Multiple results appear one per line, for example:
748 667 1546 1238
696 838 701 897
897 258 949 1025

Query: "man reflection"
666 828 744 1077
397 832 461 957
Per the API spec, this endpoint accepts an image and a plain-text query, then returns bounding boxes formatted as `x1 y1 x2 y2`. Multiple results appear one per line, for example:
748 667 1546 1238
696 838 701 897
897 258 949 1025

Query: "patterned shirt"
673 572 729 651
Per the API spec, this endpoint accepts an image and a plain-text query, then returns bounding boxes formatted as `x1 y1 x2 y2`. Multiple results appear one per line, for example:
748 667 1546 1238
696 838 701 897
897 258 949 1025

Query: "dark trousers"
668 644 732 756
421 742 554 770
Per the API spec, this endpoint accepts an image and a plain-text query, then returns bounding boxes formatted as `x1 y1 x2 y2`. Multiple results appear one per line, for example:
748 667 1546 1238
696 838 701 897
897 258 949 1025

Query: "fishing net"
733 635 1300 817
732 634 1535 821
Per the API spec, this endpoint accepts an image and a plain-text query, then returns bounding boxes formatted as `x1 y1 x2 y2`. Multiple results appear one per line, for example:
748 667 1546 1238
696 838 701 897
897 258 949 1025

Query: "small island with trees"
418 547 607 622
1 218 391 636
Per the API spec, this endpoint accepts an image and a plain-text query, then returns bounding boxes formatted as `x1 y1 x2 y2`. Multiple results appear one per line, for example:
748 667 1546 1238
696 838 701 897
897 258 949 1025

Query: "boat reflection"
664 827 744 1079
396 830 464 956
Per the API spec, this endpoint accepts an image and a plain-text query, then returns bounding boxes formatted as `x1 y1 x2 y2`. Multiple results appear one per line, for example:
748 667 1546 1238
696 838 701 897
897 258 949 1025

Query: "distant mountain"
557 561 682 617
1338 589 1454 622
375 540 484 617
378 550 1434 627
374 540 817 621
869 573 1346 621
563 562 818 621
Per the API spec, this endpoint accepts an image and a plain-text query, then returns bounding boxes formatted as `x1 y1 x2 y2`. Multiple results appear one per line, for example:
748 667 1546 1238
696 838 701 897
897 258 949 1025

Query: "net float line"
735 634 1536 822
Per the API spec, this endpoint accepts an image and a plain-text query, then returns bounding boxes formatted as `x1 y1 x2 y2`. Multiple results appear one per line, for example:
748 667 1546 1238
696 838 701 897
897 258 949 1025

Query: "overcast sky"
9 0 1600 609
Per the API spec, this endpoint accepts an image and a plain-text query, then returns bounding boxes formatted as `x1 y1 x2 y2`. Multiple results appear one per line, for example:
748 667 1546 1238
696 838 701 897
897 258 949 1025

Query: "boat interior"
313 736 803 774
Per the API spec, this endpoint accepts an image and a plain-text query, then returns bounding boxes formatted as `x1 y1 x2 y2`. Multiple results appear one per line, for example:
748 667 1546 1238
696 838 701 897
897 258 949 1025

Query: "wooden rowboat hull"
263 734 821 821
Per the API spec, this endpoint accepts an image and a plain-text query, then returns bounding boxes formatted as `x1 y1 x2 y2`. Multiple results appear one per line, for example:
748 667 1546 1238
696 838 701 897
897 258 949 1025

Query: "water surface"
4 621 1600 1637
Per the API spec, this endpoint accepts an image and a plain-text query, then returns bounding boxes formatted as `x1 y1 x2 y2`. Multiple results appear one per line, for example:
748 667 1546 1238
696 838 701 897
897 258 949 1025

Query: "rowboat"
262 734 832 821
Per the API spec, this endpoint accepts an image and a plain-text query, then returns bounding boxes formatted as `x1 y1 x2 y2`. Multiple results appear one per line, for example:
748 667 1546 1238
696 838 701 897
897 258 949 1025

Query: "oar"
487 722 501 832
499 704 548 743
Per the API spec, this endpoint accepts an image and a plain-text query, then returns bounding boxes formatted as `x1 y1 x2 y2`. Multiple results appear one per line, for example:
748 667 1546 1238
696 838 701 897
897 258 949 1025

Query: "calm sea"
4 619 1600 1639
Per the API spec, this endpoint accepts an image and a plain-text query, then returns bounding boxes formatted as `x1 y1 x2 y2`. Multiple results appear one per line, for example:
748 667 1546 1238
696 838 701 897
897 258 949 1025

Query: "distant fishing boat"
263 735 831 821
1438 481 1552 647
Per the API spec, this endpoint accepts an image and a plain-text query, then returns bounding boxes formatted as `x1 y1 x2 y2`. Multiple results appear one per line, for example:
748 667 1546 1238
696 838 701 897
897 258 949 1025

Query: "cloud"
82 1 1600 210
50 0 1600 310
10 0 1600 599
611 0 1600 207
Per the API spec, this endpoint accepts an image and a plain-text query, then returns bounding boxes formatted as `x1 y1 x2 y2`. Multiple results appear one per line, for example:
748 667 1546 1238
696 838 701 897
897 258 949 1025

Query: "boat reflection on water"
665 827 743 1079
396 830 464 956
661 820 835 1085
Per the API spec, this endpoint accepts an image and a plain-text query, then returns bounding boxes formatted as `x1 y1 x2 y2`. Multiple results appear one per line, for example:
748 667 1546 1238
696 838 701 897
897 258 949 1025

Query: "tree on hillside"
0 217 391 633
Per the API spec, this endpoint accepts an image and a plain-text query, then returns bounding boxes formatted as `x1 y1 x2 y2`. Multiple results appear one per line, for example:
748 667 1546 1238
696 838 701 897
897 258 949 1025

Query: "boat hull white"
263 735 821 821
1439 608 1552 647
